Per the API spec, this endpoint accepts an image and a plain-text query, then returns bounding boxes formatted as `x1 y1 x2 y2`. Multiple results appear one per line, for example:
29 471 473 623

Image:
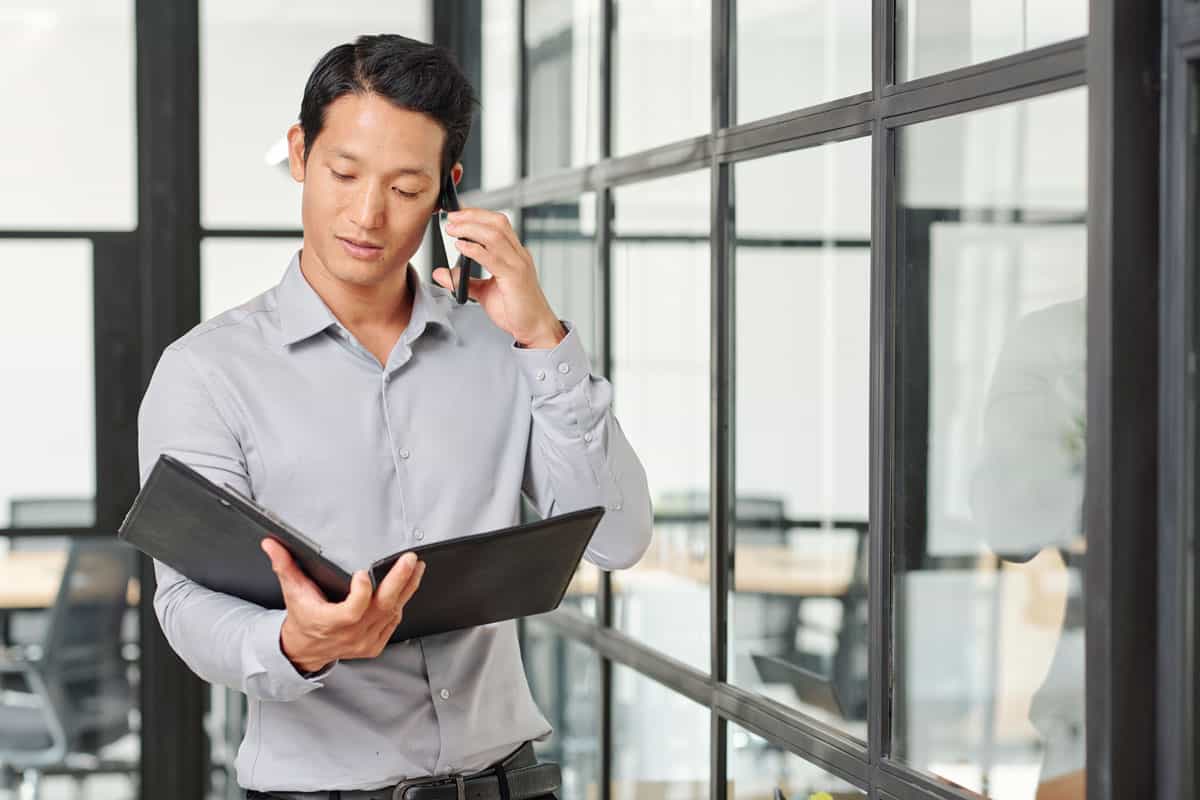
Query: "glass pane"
201 238 303 320
728 722 865 799
612 664 709 800
611 0 710 156
730 138 870 739
0 2 135 230
736 0 870 124
892 88 1088 798
0 535 140 795
526 195 600 360
479 0 520 189
200 1 431 229
525 0 602 175
521 620 600 800
0 241 94 528
611 171 710 672
524 195 602 617
896 0 1087 82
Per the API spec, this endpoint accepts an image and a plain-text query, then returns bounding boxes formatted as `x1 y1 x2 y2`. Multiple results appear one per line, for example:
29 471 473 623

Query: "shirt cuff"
511 321 590 397
249 610 335 698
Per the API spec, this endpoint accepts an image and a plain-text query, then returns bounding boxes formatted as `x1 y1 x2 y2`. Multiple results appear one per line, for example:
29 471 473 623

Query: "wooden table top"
0 550 139 611
567 544 857 598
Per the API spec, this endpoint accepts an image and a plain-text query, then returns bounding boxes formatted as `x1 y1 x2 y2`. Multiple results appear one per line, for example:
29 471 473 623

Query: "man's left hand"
433 208 566 349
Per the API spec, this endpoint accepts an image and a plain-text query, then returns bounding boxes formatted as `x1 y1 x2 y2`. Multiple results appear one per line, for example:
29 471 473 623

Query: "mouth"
337 236 384 259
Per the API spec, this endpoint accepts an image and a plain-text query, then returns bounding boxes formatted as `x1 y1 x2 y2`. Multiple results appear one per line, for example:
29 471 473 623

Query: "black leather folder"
119 454 604 641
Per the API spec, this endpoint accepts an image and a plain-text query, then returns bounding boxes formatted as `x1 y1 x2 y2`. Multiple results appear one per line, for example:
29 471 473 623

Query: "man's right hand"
260 538 426 674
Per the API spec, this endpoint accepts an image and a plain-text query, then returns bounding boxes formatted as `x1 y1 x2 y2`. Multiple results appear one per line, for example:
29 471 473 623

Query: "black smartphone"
428 172 477 305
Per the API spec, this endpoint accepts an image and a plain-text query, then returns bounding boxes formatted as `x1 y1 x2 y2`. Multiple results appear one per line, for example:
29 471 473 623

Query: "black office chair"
0 537 136 800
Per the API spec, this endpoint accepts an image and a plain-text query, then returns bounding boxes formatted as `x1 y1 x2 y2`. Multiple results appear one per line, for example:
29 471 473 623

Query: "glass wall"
0 1 137 230
521 619 601 800
610 170 711 672
728 723 865 799
892 87 1088 797
524 0 602 175
0 4 141 797
730 137 871 738
612 664 709 799
447 0 1113 795
0 242 95 529
896 0 1087 81
478 0 520 189
610 0 709 155
735 0 870 124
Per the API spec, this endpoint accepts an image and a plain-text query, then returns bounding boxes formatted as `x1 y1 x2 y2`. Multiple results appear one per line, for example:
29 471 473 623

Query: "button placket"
380 371 411 531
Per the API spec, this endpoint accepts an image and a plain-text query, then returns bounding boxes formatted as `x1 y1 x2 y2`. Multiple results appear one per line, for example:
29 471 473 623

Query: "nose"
349 182 385 230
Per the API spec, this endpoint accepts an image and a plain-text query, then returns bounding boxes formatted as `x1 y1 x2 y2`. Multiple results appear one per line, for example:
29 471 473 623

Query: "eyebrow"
329 149 432 179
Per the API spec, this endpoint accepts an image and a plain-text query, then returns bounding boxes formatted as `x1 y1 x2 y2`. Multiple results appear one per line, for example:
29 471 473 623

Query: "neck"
298 244 414 334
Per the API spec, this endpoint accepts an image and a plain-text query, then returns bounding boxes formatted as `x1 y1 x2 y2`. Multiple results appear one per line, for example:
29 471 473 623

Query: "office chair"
0 538 136 800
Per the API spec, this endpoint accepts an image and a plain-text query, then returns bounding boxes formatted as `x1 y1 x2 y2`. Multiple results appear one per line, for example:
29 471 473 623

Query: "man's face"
287 91 457 288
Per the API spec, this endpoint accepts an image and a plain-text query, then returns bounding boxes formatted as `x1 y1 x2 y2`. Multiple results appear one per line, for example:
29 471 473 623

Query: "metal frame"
470 2 1164 800
1160 2 1200 799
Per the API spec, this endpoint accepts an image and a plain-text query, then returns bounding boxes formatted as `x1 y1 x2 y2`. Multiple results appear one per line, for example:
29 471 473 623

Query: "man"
137 34 652 799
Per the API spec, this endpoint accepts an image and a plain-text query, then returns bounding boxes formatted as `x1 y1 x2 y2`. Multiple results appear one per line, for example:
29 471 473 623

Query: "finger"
455 208 523 254
362 604 403 648
374 552 418 609
261 538 323 606
334 569 374 624
443 222 521 271
453 240 512 283
395 560 426 610
447 207 514 235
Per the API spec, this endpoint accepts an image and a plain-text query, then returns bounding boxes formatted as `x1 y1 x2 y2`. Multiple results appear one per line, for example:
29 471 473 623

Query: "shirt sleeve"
138 344 333 701
511 322 653 570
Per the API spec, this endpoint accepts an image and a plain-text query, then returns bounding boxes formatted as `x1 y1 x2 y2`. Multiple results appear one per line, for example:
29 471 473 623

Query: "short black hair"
298 34 478 176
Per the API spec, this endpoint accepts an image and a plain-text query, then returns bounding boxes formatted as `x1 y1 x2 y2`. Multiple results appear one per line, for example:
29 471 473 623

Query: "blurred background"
0 1 1190 800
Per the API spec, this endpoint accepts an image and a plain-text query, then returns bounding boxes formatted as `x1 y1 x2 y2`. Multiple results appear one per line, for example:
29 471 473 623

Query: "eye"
393 188 420 198
330 169 353 182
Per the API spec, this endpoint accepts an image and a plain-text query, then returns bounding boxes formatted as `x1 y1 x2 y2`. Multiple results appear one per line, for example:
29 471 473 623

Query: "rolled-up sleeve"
511 322 653 570
138 344 330 701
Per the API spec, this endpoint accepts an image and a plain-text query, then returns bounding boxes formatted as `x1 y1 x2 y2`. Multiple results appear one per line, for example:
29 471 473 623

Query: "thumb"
433 265 493 303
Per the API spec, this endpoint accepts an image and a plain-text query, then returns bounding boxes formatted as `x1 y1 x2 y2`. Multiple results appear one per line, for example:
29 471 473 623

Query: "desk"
567 545 857 598
0 550 139 643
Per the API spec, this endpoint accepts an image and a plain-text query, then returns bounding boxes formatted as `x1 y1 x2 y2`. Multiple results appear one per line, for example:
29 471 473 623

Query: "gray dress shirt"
136 251 652 792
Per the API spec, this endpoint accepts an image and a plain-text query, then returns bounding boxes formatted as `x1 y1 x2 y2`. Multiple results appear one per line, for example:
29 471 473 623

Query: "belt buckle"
391 774 467 800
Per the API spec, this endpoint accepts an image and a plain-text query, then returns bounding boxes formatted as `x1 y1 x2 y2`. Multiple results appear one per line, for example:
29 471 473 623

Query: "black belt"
247 742 560 800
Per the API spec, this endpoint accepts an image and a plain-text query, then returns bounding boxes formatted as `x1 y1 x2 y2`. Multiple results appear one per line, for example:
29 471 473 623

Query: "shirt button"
535 369 546 381
439 688 450 700
583 433 593 443
414 528 425 541
557 362 570 374
399 448 411 459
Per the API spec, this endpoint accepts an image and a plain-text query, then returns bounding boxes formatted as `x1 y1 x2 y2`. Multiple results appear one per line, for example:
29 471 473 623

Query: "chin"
324 247 402 286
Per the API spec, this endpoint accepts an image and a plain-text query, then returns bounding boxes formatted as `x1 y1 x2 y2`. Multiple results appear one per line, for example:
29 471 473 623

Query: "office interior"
0 1 1191 799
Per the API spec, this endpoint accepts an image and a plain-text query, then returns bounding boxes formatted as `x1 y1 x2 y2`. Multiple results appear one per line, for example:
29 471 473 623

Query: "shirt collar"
277 250 458 347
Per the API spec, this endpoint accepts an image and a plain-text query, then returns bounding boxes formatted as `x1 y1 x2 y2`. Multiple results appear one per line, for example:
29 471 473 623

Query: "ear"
286 123 307 183
450 162 464 187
